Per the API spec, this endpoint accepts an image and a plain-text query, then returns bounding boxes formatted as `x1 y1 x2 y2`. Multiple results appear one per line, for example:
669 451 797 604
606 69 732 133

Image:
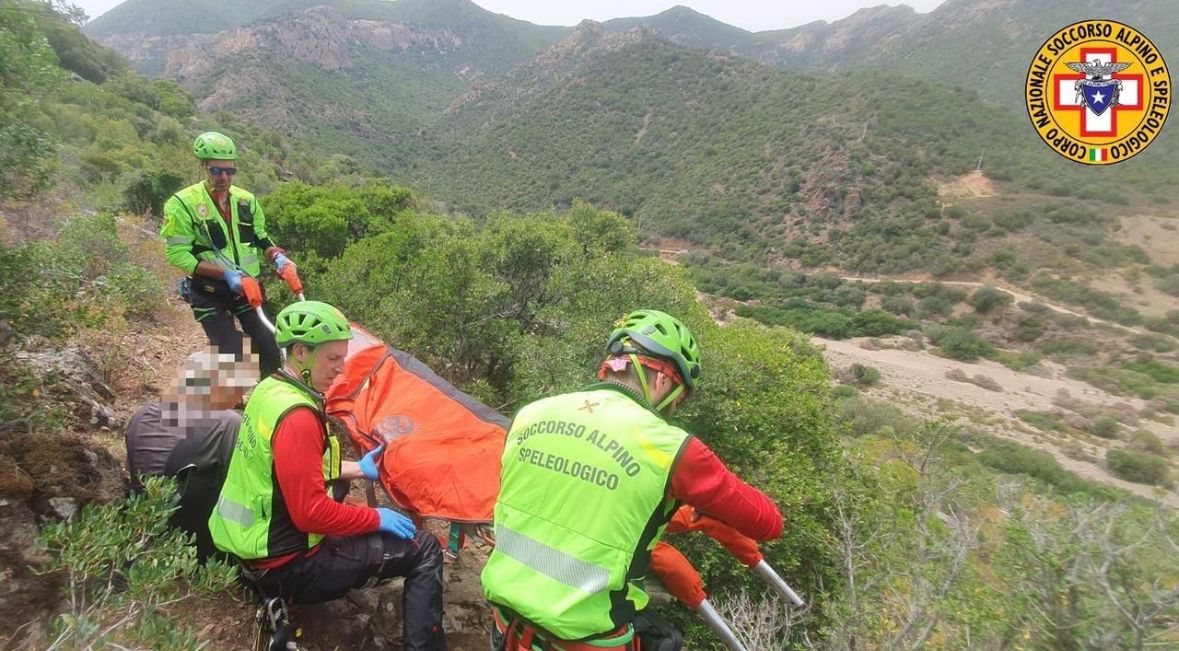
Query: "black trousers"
188 275 280 378
253 532 447 651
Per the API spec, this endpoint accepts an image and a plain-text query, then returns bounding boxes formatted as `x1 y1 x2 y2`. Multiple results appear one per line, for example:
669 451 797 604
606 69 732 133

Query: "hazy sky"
74 0 947 32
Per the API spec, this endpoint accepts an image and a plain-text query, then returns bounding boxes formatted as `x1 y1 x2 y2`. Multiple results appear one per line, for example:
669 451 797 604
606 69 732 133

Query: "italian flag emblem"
1088 148 1108 162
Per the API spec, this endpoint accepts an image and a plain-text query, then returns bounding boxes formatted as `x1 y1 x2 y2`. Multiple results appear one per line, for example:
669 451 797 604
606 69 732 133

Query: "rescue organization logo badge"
1025 20 1170 165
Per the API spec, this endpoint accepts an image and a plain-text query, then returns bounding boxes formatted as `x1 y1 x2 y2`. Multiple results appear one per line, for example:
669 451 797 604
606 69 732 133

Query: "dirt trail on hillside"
817 336 1179 507
838 275 1151 335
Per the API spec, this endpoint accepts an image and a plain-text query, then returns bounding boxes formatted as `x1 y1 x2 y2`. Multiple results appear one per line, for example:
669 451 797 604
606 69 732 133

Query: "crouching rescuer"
482 310 783 651
160 131 304 378
207 301 447 651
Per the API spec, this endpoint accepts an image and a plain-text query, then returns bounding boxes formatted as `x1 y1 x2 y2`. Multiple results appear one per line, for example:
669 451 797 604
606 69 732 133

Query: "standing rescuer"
482 309 783 651
207 301 447 651
160 131 303 377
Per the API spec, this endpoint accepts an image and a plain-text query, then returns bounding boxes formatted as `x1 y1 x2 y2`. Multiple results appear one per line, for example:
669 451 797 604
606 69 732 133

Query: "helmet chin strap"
630 353 684 414
290 346 320 386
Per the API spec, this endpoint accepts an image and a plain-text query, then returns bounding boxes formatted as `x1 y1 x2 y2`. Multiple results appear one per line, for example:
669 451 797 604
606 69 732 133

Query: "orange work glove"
274 253 304 295
240 276 264 308
650 542 707 608
669 505 764 567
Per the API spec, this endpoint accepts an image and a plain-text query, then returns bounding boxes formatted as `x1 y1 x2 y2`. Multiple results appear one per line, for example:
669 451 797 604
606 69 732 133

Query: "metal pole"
696 599 749 651
753 560 805 608
256 307 277 334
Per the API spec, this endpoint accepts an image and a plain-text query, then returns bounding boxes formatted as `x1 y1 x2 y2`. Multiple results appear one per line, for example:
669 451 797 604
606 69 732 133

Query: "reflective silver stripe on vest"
241 254 258 267
216 496 254 527
496 524 610 595
166 235 192 245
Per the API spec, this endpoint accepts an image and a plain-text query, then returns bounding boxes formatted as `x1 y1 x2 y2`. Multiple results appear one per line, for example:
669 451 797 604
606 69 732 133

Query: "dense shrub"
927 326 995 361
916 294 954 319
1106 449 1170 486
1128 429 1167 456
851 363 882 386
978 441 1093 494
1088 416 1121 439
882 294 916 316
1157 274 1179 297
37 478 237 649
970 285 1014 313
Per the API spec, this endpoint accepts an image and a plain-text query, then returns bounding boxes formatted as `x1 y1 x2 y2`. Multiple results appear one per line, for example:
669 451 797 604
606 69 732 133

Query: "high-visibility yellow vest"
161 182 268 276
482 385 690 640
208 375 340 560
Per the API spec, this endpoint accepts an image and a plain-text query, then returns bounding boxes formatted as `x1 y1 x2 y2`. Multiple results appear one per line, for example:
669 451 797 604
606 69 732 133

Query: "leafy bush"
882 294 915 316
1030 275 1143 326
1129 333 1178 353
851 363 882 387
1106 449 1170 486
837 396 916 438
265 181 415 259
1015 410 1066 433
850 309 915 337
970 285 1014 313
916 295 954 319
1040 337 1099 357
1157 274 1179 297
37 477 238 650
0 122 59 199
736 304 853 339
1128 429 1167 457
832 384 859 400
1069 367 1161 400
120 167 186 216
927 326 995 361
978 441 1095 494
992 349 1041 372
1089 416 1121 439
1122 359 1179 384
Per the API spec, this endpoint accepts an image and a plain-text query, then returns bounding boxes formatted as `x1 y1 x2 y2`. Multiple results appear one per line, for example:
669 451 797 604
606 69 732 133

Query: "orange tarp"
325 324 508 523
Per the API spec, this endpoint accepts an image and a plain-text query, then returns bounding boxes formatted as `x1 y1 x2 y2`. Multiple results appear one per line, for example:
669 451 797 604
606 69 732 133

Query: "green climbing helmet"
606 309 701 389
193 131 237 160
275 301 352 349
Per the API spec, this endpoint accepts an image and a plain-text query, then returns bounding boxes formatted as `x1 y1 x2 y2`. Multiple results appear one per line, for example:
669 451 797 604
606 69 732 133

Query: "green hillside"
406 24 1176 275
84 0 324 37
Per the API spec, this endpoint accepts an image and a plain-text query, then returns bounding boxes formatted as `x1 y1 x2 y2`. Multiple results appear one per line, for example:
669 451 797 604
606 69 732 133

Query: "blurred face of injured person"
166 347 257 419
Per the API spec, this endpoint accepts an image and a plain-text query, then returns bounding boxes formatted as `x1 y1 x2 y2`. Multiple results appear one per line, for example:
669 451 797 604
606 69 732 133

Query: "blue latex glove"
376 507 416 539
359 445 384 481
274 253 291 274
223 269 244 293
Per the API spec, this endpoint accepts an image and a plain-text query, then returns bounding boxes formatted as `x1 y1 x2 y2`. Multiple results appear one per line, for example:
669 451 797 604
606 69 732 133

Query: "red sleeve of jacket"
272 407 379 537
669 437 783 541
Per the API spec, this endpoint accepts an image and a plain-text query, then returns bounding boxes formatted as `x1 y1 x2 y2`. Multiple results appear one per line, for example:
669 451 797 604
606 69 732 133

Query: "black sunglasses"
208 166 237 177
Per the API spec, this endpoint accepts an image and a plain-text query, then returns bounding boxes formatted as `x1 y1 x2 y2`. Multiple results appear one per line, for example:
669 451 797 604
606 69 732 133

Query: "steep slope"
91 0 565 163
